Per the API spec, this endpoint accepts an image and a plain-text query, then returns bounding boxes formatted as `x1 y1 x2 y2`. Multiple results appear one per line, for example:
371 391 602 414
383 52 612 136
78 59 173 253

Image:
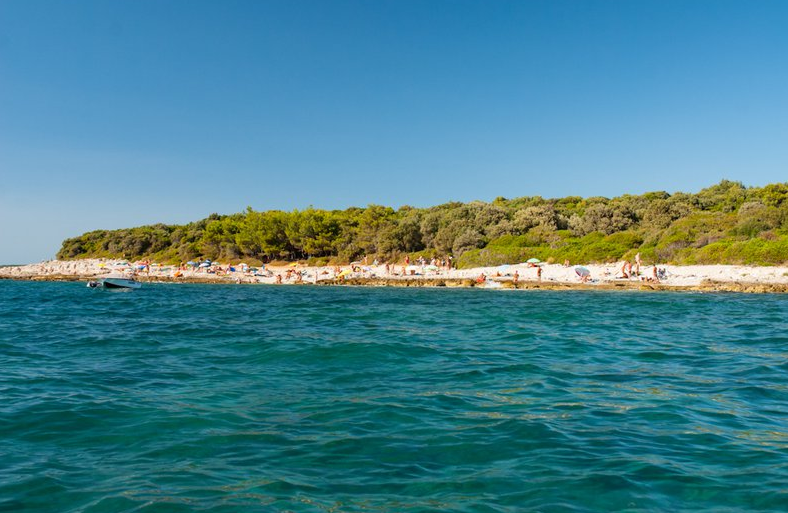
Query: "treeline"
58 181 788 267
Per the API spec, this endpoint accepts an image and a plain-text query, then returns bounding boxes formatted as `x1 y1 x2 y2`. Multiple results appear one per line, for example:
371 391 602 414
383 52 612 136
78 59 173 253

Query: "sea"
1 281 787 513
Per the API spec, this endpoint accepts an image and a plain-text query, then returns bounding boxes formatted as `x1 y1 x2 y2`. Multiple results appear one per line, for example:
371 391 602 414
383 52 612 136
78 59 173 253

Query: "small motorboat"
102 277 141 289
87 275 141 289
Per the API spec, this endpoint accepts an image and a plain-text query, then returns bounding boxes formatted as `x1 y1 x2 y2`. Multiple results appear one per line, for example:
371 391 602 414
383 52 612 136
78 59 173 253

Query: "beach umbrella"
199 262 210 268
289 262 299 267
527 258 541 264
425 265 439 271
337 270 351 277
575 266 590 277
187 261 196 266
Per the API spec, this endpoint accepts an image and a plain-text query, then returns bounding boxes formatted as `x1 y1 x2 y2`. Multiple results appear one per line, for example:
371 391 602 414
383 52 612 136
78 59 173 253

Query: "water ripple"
1 282 788 512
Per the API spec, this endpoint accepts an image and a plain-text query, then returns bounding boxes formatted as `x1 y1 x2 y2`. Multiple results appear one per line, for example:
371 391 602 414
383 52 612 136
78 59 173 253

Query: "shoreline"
2 259 788 293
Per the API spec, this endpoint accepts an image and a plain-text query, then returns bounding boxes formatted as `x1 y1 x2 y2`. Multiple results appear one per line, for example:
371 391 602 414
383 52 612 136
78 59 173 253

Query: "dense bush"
57 181 788 266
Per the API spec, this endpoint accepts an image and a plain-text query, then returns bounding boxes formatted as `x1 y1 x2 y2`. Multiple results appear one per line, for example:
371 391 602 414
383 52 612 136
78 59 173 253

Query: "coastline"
2 259 788 293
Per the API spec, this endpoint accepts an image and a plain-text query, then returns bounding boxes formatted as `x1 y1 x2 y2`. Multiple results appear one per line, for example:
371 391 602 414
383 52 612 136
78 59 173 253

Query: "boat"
102 277 141 289
87 275 141 289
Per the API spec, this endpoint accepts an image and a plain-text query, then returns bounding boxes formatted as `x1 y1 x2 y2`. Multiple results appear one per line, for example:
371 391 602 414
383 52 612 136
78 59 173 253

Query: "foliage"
57 181 788 266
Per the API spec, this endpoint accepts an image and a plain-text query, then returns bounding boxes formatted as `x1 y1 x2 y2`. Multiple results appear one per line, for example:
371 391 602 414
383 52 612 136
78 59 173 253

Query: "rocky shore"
3 259 788 293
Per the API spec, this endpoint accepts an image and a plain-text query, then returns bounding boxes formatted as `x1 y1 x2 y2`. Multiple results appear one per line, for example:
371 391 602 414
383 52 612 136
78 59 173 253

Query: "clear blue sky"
2 0 787 263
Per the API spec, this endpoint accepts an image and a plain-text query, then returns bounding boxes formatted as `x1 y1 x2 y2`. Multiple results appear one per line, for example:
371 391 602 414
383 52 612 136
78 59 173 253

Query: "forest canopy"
57 181 788 267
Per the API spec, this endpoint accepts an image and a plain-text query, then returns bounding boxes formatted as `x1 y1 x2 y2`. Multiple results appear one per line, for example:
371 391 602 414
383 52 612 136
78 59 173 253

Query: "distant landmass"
58 180 788 267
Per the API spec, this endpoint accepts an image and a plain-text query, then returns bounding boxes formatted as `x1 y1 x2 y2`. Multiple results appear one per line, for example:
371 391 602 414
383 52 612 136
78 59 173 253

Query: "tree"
512 205 562 233
735 201 782 237
568 204 637 236
354 205 397 256
286 209 341 258
452 228 485 256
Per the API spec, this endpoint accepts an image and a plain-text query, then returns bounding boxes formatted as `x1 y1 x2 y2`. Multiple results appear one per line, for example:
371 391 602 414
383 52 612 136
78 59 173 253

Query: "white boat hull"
101 278 141 289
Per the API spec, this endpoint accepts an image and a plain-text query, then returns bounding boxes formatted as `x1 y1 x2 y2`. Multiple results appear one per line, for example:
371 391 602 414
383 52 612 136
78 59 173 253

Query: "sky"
1 0 787 263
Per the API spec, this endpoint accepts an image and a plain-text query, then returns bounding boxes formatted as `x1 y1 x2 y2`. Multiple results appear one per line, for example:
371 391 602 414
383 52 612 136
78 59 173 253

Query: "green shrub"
55 181 788 266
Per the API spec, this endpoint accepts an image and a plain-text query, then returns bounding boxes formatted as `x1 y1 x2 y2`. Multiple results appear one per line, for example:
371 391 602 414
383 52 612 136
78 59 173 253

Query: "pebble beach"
3 259 788 293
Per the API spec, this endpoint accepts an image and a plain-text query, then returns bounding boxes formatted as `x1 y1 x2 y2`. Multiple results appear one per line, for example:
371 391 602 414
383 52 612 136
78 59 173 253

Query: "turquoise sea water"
1 281 787 513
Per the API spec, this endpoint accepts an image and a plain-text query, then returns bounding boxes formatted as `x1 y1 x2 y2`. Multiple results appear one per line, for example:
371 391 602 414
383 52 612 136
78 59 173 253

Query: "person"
621 261 631 279
405 255 410 265
275 274 282 284
476 273 486 283
563 259 570 267
652 265 659 283
513 270 519 287
537 266 542 282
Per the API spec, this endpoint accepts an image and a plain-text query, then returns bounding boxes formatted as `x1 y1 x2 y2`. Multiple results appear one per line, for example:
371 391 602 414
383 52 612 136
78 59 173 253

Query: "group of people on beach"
127 252 671 287
510 266 542 285
478 264 542 287
617 253 666 283
247 255 457 285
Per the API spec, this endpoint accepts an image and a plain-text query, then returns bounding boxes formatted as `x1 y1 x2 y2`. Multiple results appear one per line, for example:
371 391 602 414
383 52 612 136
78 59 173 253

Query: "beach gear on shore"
575 266 590 277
